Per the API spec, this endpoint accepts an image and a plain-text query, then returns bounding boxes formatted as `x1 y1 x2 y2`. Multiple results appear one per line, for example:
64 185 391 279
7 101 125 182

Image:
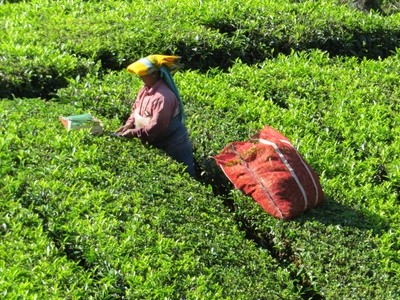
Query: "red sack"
213 125 324 220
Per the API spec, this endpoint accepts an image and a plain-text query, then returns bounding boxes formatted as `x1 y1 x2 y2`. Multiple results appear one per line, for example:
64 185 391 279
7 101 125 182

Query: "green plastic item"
59 113 103 134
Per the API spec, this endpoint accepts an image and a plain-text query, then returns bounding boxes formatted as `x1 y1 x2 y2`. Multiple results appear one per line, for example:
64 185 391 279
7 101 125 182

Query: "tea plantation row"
1 0 400 99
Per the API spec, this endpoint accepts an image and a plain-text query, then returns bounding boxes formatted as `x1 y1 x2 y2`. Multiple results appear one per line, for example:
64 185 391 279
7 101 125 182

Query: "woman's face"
140 72 159 87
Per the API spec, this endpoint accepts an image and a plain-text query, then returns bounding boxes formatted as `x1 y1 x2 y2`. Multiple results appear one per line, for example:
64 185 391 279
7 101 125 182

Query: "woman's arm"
122 94 178 142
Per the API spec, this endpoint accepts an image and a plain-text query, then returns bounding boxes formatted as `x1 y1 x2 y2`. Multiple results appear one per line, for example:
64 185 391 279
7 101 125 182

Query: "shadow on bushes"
301 195 390 235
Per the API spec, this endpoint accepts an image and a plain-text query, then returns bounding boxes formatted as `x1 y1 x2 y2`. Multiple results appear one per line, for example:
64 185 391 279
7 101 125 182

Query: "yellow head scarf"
126 55 182 76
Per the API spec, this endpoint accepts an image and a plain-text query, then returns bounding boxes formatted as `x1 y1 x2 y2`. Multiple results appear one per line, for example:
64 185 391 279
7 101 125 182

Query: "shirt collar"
144 79 163 95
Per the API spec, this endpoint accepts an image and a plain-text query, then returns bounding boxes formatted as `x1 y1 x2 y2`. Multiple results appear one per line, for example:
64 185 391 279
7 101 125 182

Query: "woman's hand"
115 123 134 134
120 129 135 138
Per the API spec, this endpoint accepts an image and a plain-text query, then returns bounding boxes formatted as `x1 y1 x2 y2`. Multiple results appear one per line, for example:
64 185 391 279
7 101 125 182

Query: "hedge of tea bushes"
0 195 96 299
0 45 97 99
0 99 299 299
1 0 400 99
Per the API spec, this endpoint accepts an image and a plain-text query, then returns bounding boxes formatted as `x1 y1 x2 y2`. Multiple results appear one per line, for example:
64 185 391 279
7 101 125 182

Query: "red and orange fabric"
214 125 324 220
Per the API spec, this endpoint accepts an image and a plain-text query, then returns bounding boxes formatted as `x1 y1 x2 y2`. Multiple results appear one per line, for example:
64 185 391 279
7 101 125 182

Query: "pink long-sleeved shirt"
126 79 179 143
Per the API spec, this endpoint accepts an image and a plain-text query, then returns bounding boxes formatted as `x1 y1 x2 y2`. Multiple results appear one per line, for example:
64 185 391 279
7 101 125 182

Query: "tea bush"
0 196 96 299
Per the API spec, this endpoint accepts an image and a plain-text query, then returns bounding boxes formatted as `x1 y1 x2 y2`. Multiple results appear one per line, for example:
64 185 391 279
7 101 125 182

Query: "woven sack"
213 125 324 220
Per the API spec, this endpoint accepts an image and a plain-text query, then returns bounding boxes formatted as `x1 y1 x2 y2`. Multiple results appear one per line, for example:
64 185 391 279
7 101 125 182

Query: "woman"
115 55 196 178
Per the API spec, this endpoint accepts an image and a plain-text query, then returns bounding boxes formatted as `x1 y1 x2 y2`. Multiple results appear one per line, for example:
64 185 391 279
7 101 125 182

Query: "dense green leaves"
2 0 400 298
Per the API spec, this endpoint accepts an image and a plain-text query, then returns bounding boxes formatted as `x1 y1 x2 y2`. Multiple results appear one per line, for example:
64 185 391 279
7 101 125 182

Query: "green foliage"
1 0 400 298
56 63 140 120
0 45 96 99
